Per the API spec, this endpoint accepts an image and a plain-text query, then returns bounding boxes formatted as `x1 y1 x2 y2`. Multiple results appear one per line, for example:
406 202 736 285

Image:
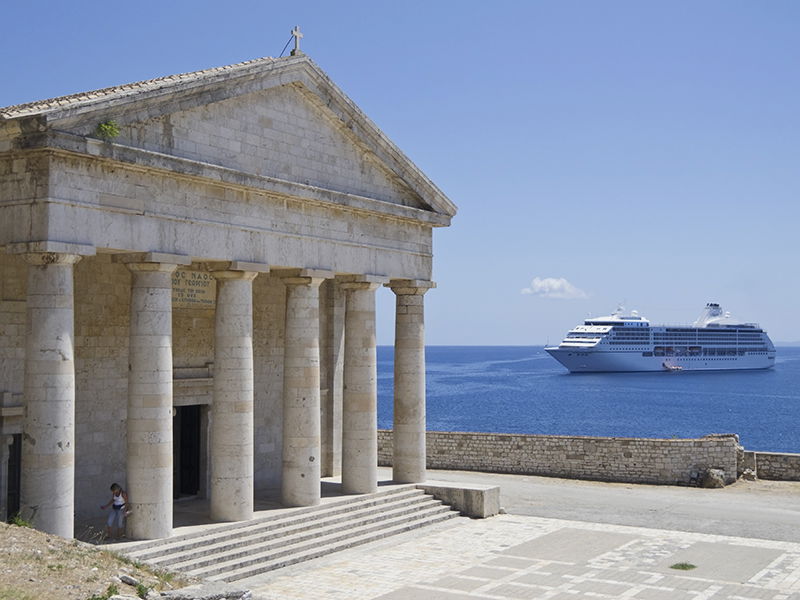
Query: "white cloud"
521 277 588 299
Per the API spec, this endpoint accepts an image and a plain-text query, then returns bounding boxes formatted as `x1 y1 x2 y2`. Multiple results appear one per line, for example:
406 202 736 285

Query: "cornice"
10 131 452 227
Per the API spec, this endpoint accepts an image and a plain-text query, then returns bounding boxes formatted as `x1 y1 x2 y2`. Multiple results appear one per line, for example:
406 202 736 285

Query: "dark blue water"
377 346 800 453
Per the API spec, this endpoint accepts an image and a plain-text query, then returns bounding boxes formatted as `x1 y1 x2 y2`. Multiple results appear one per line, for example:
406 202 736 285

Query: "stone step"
208 508 459 582
202 505 458 582
121 484 421 555
159 492 438 571
127 486 425 562
119 485 461 582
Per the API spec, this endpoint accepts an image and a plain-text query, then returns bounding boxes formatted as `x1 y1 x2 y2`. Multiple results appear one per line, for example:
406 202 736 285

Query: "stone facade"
378 430 741 486
0 55 455 538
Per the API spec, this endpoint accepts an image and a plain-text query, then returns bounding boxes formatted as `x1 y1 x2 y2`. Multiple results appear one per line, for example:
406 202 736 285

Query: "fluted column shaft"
387 280 434 483
20 252 81 538
124 262 178 540
280 274 325 506
209 268 258 522
340 280 382 494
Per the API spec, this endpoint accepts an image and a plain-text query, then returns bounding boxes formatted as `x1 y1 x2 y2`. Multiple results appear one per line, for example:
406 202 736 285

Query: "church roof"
0 55 457 219
0 57 283 120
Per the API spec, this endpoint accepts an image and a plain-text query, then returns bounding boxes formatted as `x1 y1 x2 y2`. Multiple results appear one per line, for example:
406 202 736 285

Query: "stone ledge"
160 581 251 600
417 481 500 519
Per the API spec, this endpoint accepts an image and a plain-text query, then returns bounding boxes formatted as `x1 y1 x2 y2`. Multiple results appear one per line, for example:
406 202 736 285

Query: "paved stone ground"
243 514 800 600
84 469 800 599
384 467 800 543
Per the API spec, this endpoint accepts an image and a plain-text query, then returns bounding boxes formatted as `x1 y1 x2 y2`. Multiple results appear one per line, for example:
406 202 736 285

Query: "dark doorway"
7 434 21 521
174 406 201 497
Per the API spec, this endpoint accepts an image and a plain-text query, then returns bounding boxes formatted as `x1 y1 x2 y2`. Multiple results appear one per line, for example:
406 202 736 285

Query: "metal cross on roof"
290 26 304 56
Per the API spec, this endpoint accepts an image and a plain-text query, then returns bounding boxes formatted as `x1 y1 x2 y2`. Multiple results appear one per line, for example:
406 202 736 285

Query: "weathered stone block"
418 481 500 518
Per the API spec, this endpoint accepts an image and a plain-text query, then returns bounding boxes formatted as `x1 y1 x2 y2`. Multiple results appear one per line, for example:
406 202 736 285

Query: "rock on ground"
700 468 726 488
160 582 252 600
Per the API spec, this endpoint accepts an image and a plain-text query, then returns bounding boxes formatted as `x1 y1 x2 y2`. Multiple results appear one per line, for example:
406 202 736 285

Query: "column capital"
205 260 269 275
209 270 258 282
113 252 192 266
20 252 82 266
273 268 333 287
337 274 389 291
121 262 180 274
385 279 436 295
114 252 190 274
206 261 267 282
6 241 95 258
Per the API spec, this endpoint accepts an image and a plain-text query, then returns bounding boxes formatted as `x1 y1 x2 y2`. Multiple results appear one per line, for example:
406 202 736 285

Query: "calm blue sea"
376 346 800 454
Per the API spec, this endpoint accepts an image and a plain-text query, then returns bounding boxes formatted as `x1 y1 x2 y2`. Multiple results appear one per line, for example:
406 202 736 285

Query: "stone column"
339 276 386 494
0 435 10 522
207 262 265 522
386 280 434 483
276 269 330 507
117 253 188 540
319 280 344 478
19 251 82 538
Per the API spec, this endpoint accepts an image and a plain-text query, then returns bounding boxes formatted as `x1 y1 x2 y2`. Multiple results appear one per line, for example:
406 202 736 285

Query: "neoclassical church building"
0 52 455 540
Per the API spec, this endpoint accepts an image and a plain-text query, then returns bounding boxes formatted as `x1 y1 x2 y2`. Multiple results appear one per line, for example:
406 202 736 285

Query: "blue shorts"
107 506 126 528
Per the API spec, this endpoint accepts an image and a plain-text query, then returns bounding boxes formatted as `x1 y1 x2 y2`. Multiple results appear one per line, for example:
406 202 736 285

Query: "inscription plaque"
172 269 216 309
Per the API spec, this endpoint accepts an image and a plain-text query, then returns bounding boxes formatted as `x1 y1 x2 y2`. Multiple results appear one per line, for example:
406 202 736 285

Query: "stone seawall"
378 430 740 485
754 452 800 481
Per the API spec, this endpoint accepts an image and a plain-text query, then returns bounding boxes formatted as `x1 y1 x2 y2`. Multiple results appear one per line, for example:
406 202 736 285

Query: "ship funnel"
694 302 725 327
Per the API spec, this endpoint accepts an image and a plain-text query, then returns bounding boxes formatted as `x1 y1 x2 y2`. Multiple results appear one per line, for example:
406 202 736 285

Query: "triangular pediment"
2 56 456 219
109 84 427 209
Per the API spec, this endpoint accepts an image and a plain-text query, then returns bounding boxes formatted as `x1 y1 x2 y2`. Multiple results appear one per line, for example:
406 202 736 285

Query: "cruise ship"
545 303 775 373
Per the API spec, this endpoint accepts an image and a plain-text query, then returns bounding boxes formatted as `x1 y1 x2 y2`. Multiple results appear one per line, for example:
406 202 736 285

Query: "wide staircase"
117 484 461 582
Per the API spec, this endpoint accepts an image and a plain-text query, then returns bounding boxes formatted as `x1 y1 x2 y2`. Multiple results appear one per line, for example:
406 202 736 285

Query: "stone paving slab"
653 540 784 583
501 527 638 562
242 515 800 600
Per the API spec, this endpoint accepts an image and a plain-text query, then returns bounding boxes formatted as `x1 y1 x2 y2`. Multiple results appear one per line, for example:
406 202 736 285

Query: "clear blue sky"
2 1 798 345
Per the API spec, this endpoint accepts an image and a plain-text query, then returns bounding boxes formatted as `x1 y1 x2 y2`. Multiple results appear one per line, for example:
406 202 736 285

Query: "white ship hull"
545 347 776 373
546 303 776 373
